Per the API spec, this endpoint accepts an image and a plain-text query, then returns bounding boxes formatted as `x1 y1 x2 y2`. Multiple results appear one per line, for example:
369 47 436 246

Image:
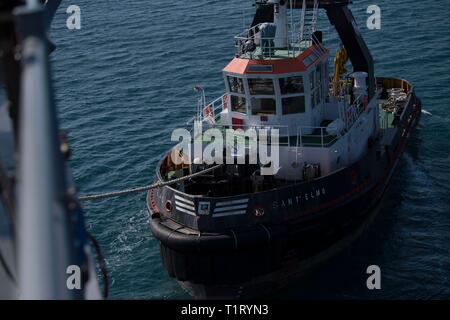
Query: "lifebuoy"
223 95 228 110
203 105 213 118
165 200 173 213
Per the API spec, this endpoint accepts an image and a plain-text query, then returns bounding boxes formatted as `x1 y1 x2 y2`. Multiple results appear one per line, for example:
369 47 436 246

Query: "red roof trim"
223 46 328 75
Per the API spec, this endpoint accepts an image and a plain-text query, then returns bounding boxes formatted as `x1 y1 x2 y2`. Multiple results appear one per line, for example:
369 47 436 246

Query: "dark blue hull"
148 91 421 299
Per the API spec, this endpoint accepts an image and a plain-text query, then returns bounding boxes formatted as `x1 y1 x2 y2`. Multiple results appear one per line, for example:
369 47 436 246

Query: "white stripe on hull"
175 195 194 206
215 199 249 207
213 210 247 218
176 206 196 216
175 201 195 212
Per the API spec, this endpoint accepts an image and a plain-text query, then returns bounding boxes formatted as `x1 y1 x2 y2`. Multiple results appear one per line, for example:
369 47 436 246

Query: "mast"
269 0 288 48
249 0 375 99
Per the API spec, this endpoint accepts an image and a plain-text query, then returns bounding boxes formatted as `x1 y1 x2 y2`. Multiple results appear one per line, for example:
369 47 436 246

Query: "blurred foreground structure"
0 0 101 299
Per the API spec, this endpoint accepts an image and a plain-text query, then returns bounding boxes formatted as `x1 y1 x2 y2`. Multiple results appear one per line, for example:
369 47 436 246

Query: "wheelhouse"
220 49 329 135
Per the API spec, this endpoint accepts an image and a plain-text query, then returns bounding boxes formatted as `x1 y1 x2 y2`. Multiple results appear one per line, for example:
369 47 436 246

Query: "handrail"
190 115 340 149
234 23 312 60
189 122 291 147
296 125 339 148
190 91 342 149
202 94 227 122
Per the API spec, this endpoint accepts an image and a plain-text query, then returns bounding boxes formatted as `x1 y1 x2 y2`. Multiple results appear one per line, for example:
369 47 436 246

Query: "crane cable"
78 164 223 202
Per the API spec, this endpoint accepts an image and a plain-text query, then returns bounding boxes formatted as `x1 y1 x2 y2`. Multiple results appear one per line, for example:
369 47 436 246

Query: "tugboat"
147 0 421 298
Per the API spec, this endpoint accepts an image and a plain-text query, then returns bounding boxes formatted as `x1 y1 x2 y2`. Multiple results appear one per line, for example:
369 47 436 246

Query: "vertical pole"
290 0 294 56
300 126 303 147
273 0 287 48
15 2 80 300
299 0 306 43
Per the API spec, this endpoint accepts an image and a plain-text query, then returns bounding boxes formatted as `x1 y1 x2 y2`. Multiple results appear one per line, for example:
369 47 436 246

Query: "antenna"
311 0 319 33
299 0 306 42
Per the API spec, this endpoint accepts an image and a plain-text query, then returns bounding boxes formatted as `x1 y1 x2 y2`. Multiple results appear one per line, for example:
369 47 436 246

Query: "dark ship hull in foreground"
147 0 421 298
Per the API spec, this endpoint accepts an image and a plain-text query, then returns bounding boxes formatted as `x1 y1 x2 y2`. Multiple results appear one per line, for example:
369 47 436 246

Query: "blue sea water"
48 0 450 299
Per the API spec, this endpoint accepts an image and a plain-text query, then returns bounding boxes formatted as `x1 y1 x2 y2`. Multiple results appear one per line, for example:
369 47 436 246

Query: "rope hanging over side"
78 164 223 202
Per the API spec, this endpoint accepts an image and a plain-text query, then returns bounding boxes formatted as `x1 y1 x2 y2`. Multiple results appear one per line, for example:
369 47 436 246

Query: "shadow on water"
269 118 450 299
267 145 425 299
269 190 402 300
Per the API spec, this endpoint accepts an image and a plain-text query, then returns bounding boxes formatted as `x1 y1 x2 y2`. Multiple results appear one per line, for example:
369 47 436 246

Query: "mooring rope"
78 164 223 202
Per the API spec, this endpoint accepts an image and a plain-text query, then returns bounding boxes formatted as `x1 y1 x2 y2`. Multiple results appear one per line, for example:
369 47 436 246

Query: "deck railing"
190 123 292 147
188 119 341 149
201 94 227 123
296 126 340 148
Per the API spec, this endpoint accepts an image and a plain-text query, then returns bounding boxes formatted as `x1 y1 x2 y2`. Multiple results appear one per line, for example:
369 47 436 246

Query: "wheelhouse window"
228 76 245 94
279 76 304 94
251 98 276 115
248 78 275 95
231 95 247 113
282 96 305 115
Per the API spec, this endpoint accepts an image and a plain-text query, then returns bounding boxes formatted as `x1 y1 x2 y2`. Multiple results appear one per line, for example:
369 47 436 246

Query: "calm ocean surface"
49 0 450 299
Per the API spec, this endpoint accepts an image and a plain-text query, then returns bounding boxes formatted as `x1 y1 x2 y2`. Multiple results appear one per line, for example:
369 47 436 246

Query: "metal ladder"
299 0 319 42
